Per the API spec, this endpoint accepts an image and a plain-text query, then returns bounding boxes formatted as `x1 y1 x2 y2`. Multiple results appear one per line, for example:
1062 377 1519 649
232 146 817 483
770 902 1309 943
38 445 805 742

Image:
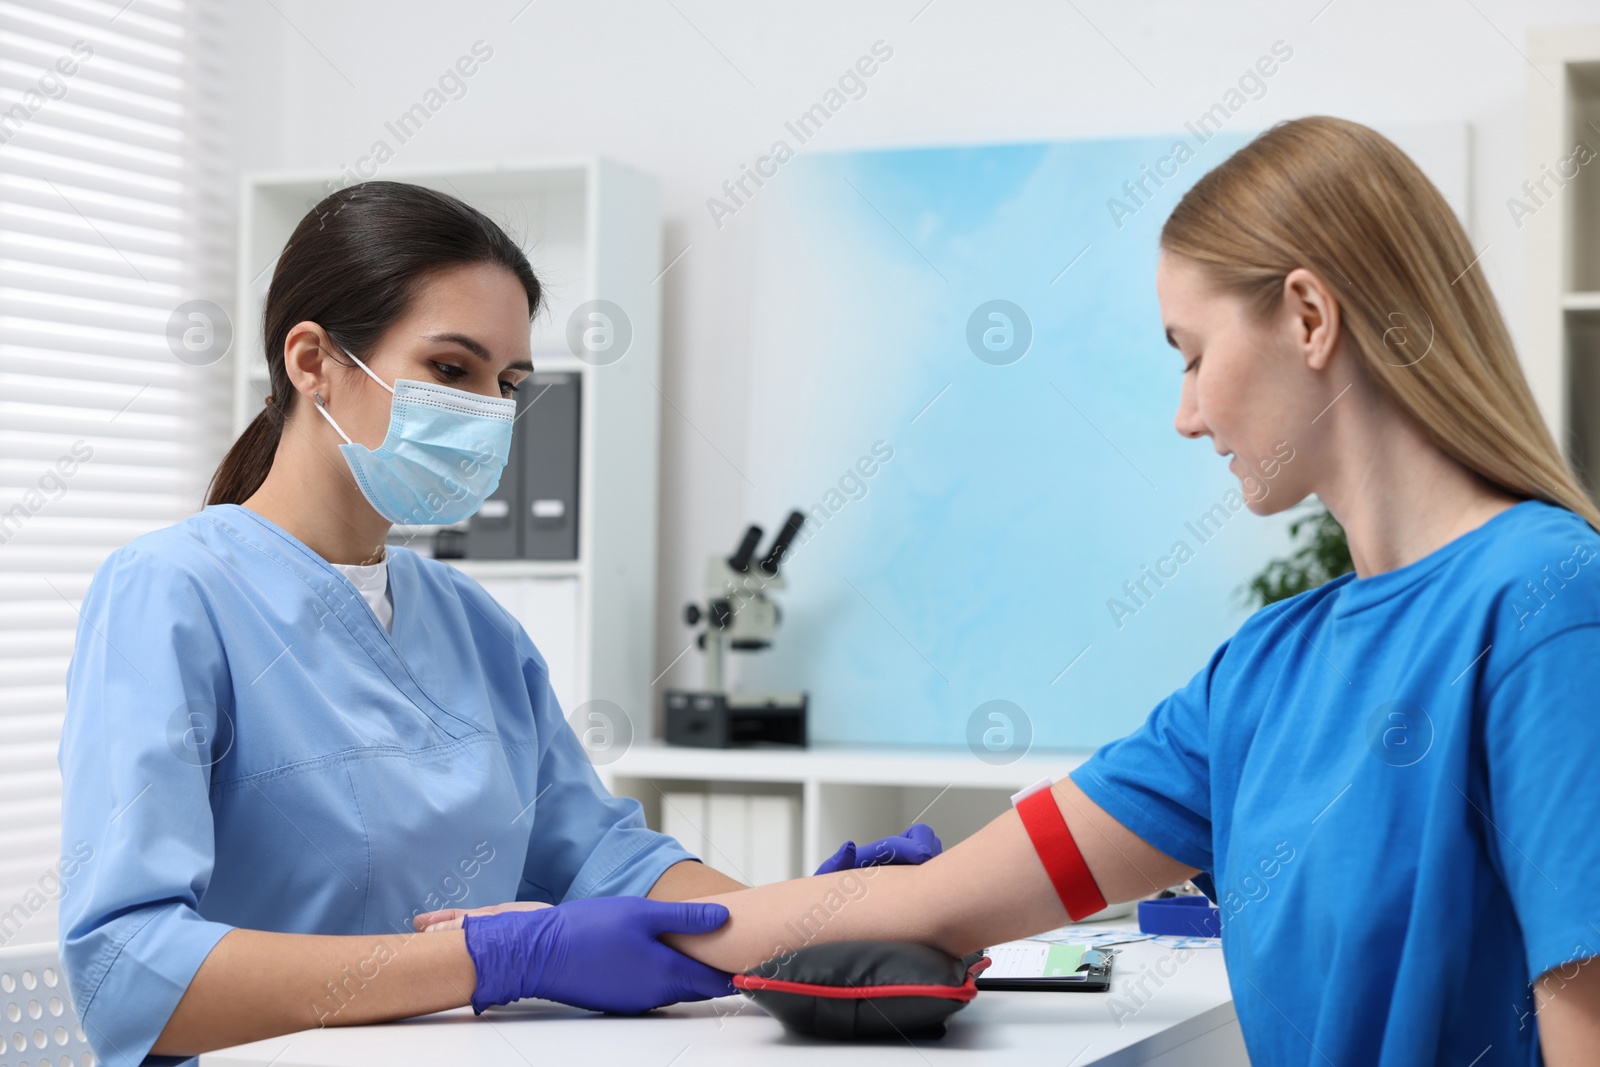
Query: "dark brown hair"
206 181 542 506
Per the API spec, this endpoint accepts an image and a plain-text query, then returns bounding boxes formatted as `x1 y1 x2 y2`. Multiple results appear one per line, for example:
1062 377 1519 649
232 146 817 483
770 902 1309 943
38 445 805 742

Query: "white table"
204 937 1247 1066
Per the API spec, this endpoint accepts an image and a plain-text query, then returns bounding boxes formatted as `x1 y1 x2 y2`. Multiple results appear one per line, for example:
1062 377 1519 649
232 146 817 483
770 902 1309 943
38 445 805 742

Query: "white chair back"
0 943 95 1067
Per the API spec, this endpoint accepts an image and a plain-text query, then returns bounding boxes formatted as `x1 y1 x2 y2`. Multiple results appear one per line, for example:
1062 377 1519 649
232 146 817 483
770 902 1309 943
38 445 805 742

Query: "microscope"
664 511 809 748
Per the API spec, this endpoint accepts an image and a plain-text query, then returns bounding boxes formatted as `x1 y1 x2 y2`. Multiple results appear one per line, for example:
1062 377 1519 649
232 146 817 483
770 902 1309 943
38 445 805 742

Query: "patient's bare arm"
663 776 1197 975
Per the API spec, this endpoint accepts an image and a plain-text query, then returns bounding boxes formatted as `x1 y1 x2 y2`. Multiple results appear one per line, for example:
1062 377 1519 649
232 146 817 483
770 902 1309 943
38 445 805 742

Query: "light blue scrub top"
57 504 694 1067
1071 499 1600 1066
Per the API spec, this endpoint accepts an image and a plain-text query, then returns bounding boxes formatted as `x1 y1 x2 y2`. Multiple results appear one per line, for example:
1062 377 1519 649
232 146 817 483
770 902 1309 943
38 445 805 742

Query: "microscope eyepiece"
728 524 764 573
758 511 806 577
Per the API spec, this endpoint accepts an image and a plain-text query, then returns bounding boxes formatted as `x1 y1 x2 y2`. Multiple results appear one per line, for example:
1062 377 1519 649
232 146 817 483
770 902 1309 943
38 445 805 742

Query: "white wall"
221 0 1598 699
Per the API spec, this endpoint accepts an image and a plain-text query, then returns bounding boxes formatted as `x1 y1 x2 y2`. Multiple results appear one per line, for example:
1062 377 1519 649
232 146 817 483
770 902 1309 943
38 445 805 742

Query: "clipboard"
974 941 1117 992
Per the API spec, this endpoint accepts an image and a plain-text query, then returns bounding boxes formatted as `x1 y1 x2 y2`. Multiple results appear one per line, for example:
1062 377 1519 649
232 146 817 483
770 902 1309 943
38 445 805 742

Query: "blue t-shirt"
1070 498 1600 1066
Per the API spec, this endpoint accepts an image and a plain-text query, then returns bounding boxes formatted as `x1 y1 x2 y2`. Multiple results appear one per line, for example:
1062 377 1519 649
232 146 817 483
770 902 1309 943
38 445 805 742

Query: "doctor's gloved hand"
813 822 942 876
462 896 735 1015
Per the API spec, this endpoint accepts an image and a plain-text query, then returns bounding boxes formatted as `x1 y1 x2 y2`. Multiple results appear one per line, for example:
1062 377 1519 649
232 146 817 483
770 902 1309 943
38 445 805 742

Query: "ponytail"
206 394 287 506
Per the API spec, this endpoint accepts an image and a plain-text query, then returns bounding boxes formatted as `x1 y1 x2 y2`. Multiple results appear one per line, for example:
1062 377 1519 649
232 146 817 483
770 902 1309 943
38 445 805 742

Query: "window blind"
0 0 230 950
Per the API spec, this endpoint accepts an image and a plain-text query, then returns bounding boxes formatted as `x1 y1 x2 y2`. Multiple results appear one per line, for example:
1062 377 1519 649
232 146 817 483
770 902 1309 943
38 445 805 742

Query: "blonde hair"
1161 115 1600 534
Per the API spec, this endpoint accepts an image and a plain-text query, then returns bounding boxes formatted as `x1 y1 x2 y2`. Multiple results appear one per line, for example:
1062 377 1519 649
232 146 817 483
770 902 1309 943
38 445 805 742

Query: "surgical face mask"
311 344 516 526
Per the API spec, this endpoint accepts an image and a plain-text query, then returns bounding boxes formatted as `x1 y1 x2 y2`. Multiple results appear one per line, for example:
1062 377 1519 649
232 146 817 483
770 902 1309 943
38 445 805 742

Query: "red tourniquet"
1015 786 1107 920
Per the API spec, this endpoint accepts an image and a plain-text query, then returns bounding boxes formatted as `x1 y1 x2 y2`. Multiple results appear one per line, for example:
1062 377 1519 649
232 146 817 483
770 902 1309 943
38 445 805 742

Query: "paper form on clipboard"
975 940 1118 991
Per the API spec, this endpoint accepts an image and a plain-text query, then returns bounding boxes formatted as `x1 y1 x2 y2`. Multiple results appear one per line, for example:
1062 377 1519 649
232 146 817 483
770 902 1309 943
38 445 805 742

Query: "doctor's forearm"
150 926 477 1057
648 859 747 899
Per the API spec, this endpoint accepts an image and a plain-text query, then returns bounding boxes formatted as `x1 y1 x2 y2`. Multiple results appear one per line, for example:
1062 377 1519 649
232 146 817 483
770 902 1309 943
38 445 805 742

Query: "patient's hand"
413 900 550 933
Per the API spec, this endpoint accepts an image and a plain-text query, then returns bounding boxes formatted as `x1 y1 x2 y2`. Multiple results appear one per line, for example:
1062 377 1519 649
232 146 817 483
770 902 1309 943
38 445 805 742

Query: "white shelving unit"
233 159 663 719
597 742 1093 878
1527 26 1600 501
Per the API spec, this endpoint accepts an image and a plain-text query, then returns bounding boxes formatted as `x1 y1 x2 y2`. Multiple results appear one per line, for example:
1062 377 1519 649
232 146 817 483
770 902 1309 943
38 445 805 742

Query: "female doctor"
612 117 1600 1064
57 181 938 1066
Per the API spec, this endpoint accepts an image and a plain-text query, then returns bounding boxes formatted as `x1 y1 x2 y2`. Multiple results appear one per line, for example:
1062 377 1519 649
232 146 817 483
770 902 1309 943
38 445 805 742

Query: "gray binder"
520 372 581 560
463 378 531 560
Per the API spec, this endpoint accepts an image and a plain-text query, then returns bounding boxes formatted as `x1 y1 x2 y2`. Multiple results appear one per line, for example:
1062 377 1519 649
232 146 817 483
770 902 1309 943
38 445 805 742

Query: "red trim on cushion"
734 957 990 1002
1016 786 1107 920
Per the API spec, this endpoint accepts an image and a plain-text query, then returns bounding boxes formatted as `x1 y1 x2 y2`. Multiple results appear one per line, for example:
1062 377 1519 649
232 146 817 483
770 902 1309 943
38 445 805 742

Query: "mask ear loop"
310 340 395 445
312 391 354 445
336 342 396 395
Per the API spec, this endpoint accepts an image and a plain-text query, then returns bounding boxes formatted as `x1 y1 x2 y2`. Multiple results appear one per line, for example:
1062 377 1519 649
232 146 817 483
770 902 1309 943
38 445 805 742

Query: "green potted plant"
1239 499 1354 608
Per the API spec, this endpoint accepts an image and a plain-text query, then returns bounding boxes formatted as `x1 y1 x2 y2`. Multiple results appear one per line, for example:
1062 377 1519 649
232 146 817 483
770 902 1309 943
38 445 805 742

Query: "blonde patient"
420 117 1600 1065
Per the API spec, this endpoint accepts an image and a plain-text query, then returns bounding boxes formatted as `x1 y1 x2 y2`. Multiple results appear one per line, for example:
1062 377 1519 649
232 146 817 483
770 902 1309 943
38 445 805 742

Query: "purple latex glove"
463 896 734 1014
814 822 942 876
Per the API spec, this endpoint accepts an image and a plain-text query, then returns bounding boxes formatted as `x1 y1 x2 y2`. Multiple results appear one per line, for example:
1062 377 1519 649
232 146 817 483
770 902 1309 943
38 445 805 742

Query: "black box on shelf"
664 690 808 748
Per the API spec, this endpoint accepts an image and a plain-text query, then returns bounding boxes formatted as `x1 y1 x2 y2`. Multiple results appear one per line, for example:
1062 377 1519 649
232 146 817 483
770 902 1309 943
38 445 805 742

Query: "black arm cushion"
732 940 990 1040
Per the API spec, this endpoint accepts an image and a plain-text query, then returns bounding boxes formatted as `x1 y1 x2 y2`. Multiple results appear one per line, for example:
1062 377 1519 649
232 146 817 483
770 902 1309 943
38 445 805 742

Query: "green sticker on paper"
1042 944 1086 977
